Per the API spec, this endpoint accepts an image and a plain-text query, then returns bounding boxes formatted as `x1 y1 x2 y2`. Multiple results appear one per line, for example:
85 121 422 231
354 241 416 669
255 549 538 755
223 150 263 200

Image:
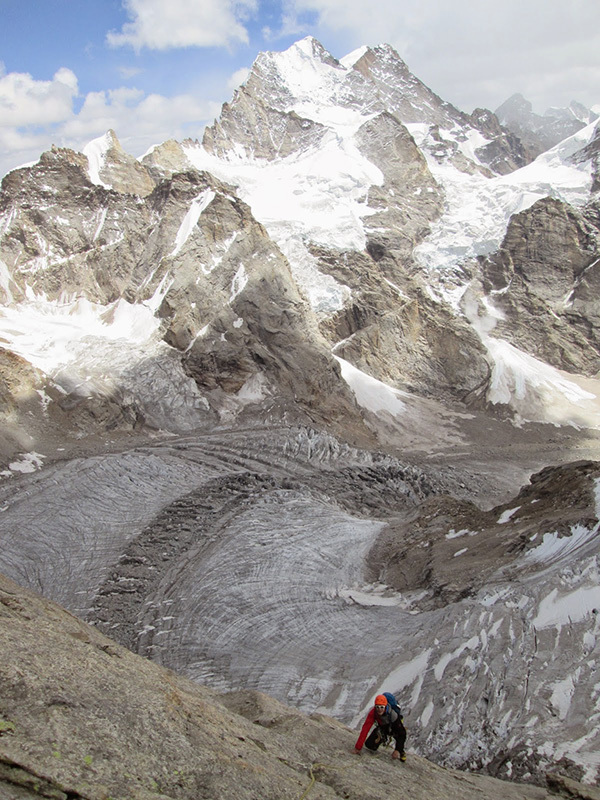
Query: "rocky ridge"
1 38 599 459
496 93 599 161
475 195 600 377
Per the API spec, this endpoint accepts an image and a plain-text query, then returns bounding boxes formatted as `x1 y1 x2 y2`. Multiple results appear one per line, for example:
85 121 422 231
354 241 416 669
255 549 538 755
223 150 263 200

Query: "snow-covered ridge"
184 124 383 312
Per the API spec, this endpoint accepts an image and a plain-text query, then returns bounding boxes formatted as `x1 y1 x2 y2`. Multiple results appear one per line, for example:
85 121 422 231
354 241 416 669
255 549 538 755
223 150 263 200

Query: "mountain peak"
290 35 339 64
496 93 597 159
82 128 155 195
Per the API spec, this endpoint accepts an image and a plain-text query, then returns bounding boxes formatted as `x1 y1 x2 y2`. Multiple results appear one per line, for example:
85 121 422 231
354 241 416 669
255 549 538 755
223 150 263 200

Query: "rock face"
476 196 600 377
1 37 599 449
2 569 576 800
84 129 156 196
496 94 598 160
0 135 365 447
350 44 528 176
367 460 600 785
1 34 600 797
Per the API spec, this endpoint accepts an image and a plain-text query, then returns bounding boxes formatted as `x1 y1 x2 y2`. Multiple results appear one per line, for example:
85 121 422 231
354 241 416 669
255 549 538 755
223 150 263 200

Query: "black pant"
365 719 406 753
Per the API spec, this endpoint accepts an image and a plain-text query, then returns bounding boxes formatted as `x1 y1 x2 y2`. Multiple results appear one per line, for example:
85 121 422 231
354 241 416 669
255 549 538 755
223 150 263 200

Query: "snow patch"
420 699 434 728
336 582 423 609
378 648 433 710
340 46 369 68
335 357 407 418
92 208 108 242
413 119 596 284
236 373 269 403
170 190 215 257
0 295 162 375
497 506 520 524
533 586 600 629
550 673 578 720
83 133 113 189
483 337 600 429
524 524 599 565
229 265 248 303
1 452 45 478
446 528 477 539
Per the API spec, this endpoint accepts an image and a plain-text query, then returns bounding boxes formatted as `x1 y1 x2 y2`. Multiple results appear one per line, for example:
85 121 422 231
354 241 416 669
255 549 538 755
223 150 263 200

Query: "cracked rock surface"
0 570 583 800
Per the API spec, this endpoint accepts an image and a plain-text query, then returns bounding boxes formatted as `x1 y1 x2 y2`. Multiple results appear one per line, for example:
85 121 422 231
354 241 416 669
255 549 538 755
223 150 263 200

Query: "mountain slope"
0 569 583 800
1 36 599 458
1 426 599 786
496 93 599 160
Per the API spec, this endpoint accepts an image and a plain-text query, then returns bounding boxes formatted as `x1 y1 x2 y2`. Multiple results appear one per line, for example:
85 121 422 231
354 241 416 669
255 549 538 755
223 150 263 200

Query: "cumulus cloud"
0 68 220 177
62 87 219 143
0 68 78 127
107 0 258 50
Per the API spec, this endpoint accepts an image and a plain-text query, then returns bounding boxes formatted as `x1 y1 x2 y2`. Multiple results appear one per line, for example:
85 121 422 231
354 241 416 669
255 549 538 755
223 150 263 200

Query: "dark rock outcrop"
477 197 600 376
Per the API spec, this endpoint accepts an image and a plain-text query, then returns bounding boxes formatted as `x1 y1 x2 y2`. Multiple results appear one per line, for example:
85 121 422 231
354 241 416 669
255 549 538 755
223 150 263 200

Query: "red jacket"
355 707 379 751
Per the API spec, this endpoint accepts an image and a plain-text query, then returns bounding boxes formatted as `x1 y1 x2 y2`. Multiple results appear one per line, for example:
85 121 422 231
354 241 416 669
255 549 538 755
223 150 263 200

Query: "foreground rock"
0 571 588 800
1 425 600 788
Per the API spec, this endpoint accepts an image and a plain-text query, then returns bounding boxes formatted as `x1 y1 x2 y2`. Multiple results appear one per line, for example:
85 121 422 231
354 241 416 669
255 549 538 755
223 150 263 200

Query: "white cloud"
227 67 251 91
0 68 78 127
107 0 258 50
61 87 218 138
118 65 143 79
0 72 220 178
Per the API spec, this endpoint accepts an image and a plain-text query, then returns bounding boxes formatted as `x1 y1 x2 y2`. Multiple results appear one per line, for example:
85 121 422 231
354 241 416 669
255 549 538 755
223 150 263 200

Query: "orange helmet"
374 694 388 707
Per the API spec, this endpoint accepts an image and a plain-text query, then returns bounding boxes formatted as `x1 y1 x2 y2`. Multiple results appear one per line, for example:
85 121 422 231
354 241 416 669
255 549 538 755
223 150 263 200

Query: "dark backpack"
383 692 402 717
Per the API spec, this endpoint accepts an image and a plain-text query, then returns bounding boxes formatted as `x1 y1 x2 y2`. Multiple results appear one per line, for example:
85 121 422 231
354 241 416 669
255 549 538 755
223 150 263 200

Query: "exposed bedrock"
476 197 600 375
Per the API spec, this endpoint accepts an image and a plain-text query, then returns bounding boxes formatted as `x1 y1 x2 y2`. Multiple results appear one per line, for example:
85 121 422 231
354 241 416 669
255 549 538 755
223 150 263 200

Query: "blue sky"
1 0 599 177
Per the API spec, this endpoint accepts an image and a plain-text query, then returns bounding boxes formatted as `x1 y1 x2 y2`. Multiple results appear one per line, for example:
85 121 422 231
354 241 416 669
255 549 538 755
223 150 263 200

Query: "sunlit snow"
170 190 215 257
524 524 600 566
334 356 407 418
533 586 600 629
83 133 113 189
0 295 162 375
412 120 597 287
484 336 600 429
184 137 381 312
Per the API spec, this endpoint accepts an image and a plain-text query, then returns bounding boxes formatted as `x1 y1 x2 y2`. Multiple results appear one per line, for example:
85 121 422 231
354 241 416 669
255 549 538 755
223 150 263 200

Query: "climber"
353 694 406 761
